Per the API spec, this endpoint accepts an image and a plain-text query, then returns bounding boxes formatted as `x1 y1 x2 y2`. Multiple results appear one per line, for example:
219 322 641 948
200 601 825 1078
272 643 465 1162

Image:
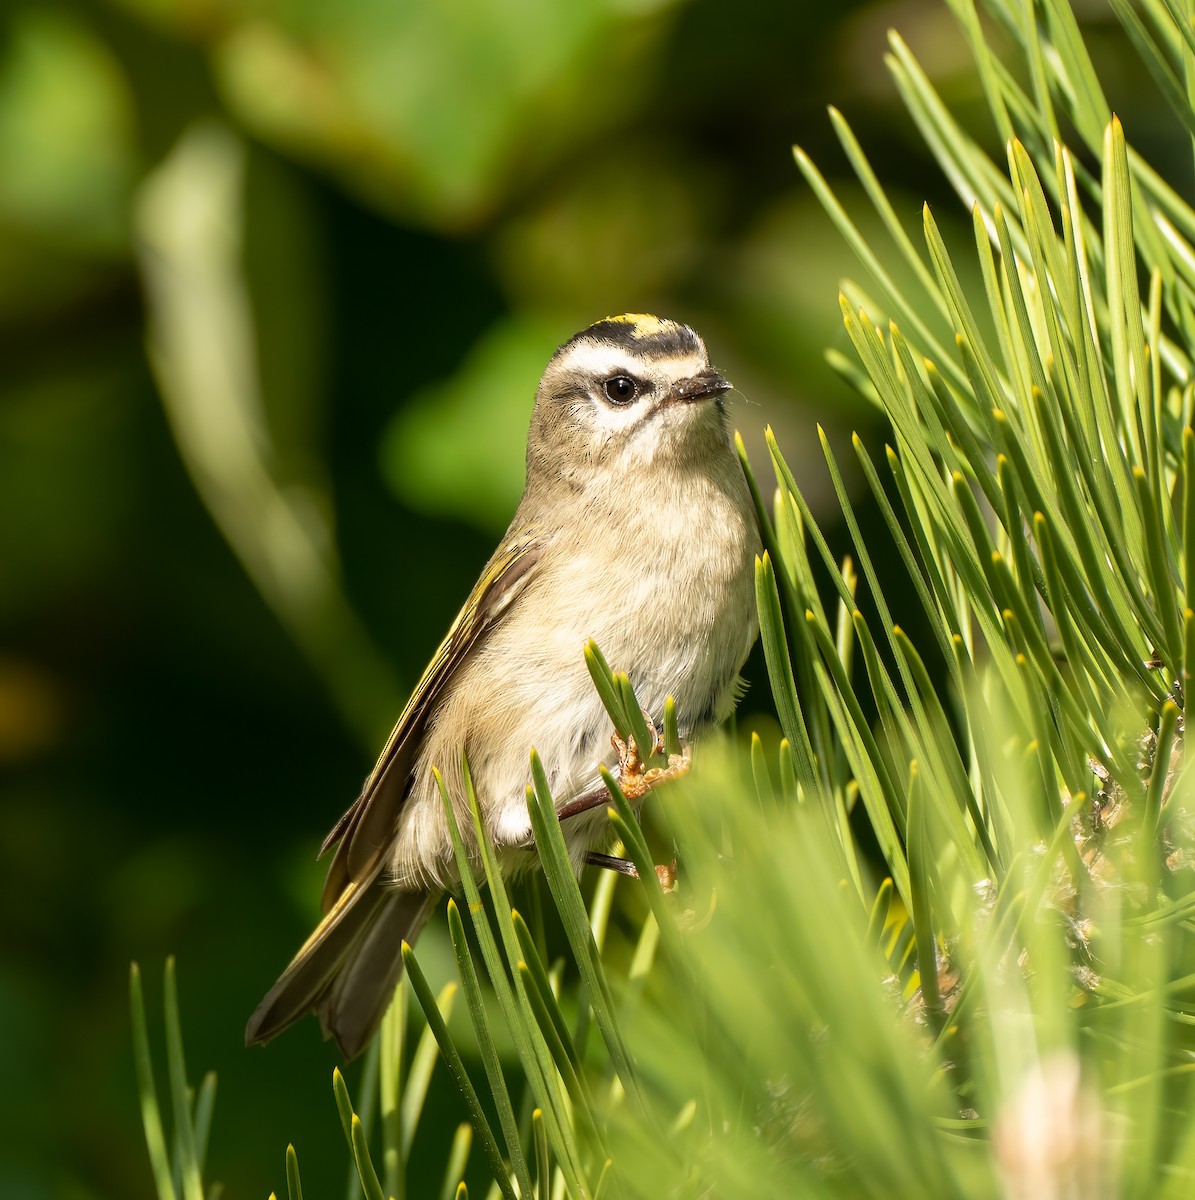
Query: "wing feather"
319 532 542 911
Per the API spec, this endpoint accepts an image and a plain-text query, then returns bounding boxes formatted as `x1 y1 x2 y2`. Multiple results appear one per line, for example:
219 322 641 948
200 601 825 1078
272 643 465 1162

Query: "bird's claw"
611 712 691 801
655 858 679 893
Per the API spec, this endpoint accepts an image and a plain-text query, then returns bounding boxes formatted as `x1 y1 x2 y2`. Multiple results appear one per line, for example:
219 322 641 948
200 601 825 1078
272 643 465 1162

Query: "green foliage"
402 0 1195 1193
130 961 217 1200
0 2 963 1196
132 958 467 1200
131 0 1195 1196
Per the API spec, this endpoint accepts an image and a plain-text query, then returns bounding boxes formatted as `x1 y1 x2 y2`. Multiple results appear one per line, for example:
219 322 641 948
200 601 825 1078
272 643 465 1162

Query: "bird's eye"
603 375 638 404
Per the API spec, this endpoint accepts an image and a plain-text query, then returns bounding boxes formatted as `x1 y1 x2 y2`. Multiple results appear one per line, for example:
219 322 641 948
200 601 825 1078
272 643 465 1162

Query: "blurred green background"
0 0 1164 1196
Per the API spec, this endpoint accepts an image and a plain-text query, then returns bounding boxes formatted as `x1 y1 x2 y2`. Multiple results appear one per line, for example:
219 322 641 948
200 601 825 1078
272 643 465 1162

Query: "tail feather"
245 883 438 1058
317 889 439 1059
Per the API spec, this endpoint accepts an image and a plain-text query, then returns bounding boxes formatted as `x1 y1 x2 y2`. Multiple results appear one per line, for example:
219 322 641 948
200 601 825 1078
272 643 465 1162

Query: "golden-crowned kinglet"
246 314 761 1057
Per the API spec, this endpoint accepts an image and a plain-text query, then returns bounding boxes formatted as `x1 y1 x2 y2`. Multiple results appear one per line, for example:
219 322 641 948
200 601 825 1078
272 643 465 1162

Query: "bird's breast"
395 460 759 885
519 464 759 723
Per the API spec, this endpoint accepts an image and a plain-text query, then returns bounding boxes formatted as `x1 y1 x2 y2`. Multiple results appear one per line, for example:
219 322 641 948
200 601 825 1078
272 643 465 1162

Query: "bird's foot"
554 712 689 824
612 713 691 802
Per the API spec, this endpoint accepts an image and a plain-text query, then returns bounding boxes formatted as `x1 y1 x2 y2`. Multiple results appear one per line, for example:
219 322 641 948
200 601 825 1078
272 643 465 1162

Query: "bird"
245 313 761 1058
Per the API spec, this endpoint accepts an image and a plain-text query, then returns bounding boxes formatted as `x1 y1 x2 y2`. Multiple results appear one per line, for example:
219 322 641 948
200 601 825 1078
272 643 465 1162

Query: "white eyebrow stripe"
557 341 708 381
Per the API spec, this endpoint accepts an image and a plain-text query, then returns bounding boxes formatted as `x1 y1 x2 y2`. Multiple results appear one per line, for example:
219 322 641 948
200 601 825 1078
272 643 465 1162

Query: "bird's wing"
318 530 543 911
246 531 543 1049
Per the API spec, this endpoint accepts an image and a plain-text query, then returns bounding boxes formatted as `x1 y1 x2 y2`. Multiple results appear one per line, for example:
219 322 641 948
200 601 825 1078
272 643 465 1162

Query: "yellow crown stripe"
598 313 669 336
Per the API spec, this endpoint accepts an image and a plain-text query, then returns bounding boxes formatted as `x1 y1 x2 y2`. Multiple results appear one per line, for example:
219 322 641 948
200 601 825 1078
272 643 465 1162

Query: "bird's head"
527 314 734 488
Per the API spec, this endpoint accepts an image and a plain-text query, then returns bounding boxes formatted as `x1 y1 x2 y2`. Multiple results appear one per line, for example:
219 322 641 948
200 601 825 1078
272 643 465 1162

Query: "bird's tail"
245 883 439 1060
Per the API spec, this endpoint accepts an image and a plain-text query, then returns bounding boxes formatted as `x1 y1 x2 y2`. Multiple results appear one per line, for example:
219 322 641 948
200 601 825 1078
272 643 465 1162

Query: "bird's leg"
585 852 639 878
585 851 679 892
555 783 612 822
556 714 689 888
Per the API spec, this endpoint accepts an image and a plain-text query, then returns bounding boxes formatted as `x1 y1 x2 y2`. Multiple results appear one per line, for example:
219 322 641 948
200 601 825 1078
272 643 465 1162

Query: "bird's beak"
671 369 733 404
